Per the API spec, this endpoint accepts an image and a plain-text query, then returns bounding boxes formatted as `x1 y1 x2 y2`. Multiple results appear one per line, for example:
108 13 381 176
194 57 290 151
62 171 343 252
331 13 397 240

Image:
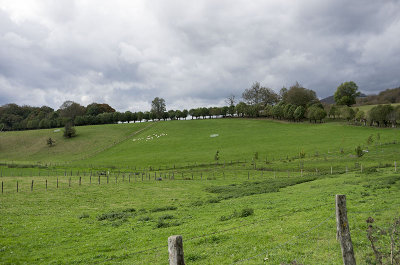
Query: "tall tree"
242 82 278 106
151 97 166 120
284 82 318 107
59 101 86 122
334 81 360 106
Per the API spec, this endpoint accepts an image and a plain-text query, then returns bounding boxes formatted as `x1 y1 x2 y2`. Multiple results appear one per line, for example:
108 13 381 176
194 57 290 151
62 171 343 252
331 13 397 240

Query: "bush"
63 122 76 138
239 208 254 217
150 206 177 212
47 137 55 147
355 145 364 157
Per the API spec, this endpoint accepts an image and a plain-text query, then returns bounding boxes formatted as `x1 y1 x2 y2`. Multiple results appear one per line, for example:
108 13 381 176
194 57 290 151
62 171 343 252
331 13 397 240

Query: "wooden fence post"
395 161 397 172
31 180 34 191
1 181 3 194
46 179 47 191
336 194 356 265
17 181 18 192
168 235 185 265
57 178 59 188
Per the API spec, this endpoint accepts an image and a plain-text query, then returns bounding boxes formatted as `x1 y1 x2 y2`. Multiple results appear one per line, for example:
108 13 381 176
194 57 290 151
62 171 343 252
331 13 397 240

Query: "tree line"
1 80 399 131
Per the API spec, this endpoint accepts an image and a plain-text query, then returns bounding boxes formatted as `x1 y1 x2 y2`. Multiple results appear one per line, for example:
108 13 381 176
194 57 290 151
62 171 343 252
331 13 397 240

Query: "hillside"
356 86 400 105
1 119 399 169
0 122 150 163
1 118 400 264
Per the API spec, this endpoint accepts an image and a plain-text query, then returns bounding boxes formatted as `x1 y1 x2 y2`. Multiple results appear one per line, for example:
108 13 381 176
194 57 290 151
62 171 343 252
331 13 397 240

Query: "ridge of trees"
356 86 400 105
2 81 400 131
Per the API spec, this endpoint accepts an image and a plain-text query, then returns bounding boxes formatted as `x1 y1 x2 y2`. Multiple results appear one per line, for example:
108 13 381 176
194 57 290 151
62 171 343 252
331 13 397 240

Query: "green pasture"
1 118 400 264
354 102 400 112
0 168 399 264
0 122 150 163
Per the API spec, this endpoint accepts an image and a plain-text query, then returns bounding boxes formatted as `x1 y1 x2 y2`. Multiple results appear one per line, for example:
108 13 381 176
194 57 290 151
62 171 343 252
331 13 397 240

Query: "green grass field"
1 118 399 264
354 102 400 112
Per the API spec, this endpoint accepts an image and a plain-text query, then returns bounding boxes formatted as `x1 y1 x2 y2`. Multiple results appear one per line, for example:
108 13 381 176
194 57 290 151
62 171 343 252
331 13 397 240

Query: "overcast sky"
1 0 399 112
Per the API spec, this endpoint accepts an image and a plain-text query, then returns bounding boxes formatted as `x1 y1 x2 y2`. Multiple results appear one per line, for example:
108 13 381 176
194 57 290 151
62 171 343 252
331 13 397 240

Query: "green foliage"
242 82 279 106
214 150 220 161
205 177 317 200
63 122 76 138
149 206 177 212
293 105 305 121
334 81 360 106
366 135 374 145
355 145 364 157
254 152 258 160
97 208 136 221
299 149 306 159
47 137 55 147
239 207 254 217
151 97 166 120
284 82 318 107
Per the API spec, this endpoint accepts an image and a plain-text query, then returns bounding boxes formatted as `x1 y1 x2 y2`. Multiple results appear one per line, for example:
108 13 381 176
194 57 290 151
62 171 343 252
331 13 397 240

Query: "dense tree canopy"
282 82 318 107
334 81 360 106
151 97 166 120
242 82 278 106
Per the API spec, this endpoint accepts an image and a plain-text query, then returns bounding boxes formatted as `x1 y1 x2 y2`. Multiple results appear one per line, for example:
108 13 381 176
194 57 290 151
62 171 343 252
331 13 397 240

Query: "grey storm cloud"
0 0 399 111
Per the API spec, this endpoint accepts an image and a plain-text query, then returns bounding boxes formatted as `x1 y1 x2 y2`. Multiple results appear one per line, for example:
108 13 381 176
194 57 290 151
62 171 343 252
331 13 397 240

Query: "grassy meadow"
1 118 400 264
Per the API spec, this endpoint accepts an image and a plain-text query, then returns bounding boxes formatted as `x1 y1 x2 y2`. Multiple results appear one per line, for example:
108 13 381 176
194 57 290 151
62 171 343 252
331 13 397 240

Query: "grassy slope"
0 122 149 163
84 119 400 169
354 102 400 112
1 119 400 264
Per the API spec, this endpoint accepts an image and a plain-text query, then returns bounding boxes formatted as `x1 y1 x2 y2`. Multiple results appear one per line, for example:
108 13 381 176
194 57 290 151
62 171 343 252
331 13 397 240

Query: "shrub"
63 122 76 138
47 137 55 147
158 214 174 220
239 208 254 217
150 206 177 212
138 216 151 222
355 145 364 157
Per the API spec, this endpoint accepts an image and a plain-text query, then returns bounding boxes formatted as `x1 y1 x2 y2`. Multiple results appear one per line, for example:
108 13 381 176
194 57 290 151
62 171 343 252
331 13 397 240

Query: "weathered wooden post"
168 235 185 265
395 161 397 172
79 177 81 186
57 177 59 188
31 180 34 191
331 166 333 175
46 179 47 191
17 181 18 192
69 177 71 187
1 181 3 194
336 194 356 265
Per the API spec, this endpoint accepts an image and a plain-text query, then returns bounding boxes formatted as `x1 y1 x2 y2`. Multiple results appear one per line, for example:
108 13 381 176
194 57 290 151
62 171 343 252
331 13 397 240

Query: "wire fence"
118 201 399 264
